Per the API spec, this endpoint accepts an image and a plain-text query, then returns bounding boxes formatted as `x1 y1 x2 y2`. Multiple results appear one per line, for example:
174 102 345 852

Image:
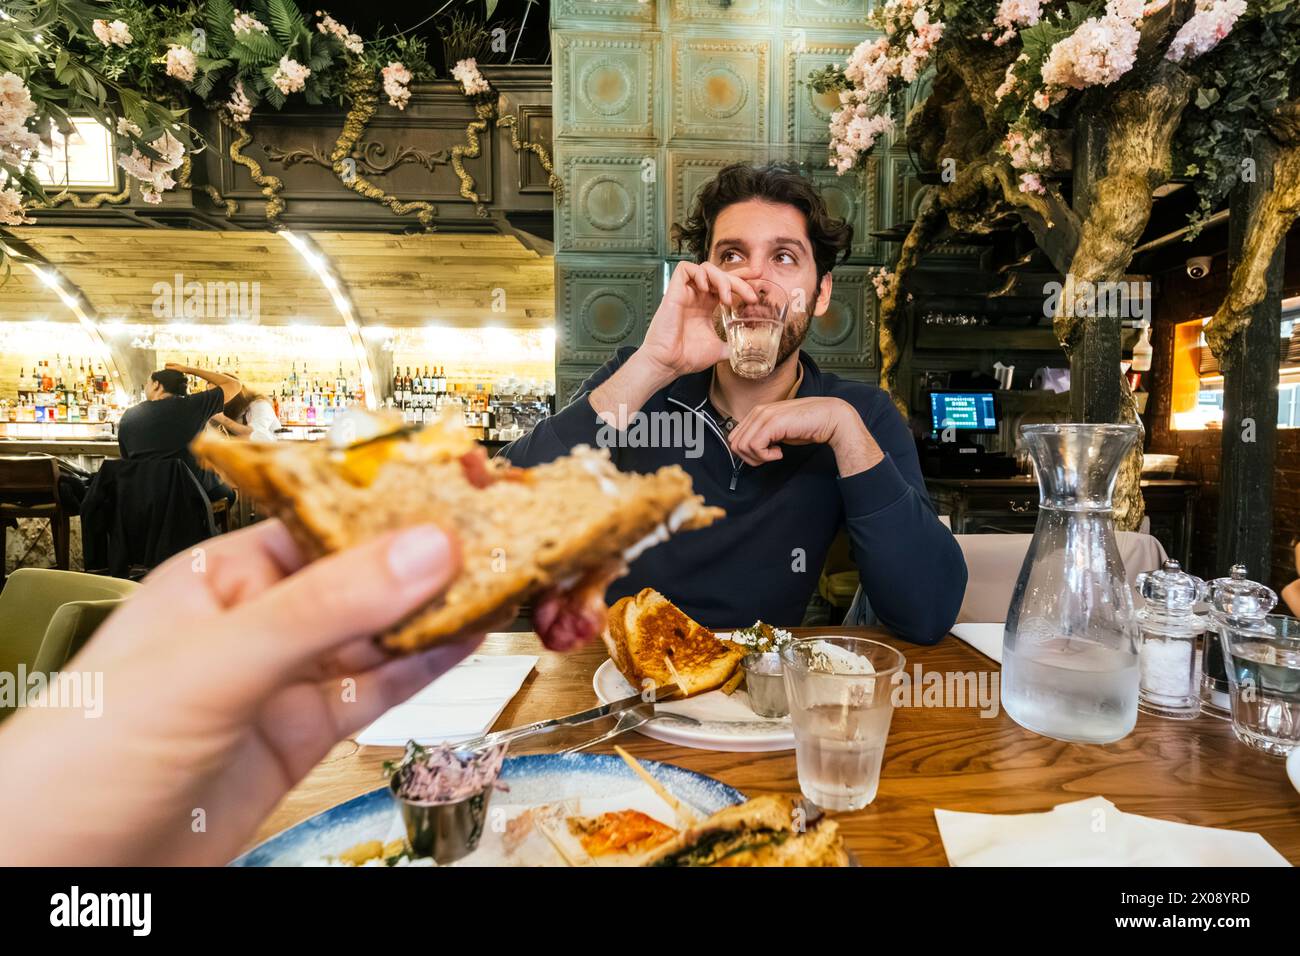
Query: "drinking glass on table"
1221 614 1300 756
718 278 790 380
780 636 905 811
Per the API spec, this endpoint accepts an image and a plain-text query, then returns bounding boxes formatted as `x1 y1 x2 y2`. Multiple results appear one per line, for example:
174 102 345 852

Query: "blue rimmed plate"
231 752 744 867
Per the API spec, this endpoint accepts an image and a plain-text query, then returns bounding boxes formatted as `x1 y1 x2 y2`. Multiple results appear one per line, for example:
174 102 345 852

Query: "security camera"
1186 256 1212 280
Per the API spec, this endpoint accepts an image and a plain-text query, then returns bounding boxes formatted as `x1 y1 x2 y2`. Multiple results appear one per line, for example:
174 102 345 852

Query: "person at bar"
211 386 282 442
117 362 242 504
505 162 966 645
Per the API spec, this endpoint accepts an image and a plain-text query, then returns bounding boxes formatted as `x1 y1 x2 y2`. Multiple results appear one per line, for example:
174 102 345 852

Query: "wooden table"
251 627 1300 865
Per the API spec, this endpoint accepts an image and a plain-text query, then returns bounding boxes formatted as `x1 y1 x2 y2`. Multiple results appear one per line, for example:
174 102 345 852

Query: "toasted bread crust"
601 588 744 697
193 432 723 653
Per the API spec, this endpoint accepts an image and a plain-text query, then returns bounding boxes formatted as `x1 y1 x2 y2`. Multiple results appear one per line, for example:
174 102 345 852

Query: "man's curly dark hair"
670 162 854 284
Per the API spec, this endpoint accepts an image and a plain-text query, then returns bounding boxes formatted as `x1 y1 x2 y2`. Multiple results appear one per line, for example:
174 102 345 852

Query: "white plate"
1288 747 1300 796
592 655 795 753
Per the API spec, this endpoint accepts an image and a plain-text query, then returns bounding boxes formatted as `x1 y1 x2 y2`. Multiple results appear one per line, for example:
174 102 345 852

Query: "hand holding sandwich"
0 519 503 866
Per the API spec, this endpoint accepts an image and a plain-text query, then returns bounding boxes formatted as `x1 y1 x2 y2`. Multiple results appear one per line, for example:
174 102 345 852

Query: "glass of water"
780 636 905 811
718 278 790 380
1221 614 1300 757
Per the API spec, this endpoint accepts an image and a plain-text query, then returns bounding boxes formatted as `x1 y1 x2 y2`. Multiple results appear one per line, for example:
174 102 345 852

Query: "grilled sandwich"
641 795 850 867
193 412 723 653
602 588 746 698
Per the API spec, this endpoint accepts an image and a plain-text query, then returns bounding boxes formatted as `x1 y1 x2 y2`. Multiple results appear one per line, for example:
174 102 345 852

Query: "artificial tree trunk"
1204 102 1300 359
1054 61 1196 531
882 36 1194 530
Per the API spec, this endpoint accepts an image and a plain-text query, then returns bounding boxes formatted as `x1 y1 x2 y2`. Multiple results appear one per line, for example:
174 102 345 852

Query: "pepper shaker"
1202 565 1277 719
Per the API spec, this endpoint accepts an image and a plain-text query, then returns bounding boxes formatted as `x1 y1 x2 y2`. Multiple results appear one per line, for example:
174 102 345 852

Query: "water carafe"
1001 423 1141 743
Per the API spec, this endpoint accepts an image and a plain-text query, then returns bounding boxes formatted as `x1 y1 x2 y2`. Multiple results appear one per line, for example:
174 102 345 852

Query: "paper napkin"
356 654 537 747
935 796 1290 866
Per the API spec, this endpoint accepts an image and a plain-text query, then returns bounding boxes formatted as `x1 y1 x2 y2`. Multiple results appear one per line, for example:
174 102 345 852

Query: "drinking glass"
1221 614 1300 756
718 278 790 380
780 636 905 811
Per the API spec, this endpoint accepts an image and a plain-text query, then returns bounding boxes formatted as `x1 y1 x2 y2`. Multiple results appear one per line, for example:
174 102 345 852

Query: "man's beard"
712 296 812 374
775 310 810 366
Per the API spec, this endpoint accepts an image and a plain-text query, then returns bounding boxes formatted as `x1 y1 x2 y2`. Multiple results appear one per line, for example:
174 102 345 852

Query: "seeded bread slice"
193 428 723 653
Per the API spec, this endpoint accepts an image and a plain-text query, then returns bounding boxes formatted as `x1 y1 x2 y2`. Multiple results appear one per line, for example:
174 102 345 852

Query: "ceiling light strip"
279 231 377 409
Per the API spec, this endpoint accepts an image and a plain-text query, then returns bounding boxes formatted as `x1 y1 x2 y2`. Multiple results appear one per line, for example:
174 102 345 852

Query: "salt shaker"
1135 560 1205 719
1202 565 1277 719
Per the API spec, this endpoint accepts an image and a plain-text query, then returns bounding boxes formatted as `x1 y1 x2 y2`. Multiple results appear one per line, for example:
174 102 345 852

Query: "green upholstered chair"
0 568 138 722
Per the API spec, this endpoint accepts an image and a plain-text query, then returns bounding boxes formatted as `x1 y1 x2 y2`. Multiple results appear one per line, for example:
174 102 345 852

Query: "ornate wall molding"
222 114 285 224
177 154 239 217
497 113 563 200
38 186 131 209
266 141 451 177
330 65 439 227
557 33 659 140
450 100 497 219
670 37 769 143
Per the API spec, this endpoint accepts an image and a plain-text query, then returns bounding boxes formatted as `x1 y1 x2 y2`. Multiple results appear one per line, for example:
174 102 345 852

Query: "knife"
452 684 682 754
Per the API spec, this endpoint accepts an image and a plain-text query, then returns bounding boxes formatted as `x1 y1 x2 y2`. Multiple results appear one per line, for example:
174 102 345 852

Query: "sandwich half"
193 413 723 653
602 588 746 697
641 795 850 867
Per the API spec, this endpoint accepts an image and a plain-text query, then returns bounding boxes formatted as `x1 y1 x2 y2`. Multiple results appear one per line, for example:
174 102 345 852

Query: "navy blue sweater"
502 350 967 645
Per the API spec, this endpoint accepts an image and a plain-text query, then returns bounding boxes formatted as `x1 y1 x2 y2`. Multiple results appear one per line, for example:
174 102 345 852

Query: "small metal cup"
742 652 789 718
388 776 494 864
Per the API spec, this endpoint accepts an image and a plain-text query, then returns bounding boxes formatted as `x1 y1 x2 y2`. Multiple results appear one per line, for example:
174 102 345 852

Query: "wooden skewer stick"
614 745 698 826
662 655 684 696
534 814 588 867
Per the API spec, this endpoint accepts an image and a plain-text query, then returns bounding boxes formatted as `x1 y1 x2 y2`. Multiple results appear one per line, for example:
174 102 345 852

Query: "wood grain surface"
249 628 1300 865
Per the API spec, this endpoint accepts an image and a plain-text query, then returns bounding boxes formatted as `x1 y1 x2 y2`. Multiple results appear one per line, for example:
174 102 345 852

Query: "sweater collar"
666 350 824 410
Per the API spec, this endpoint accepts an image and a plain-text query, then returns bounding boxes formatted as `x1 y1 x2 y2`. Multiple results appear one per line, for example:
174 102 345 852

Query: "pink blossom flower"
995 57 1027 101
1040 15 1140 90
1165 0 1246 62
828 104 894 173
993 0 1042 44
116 124 185 204
1106 0 1147 20
317 12 363 55
0 185 33 225
1019 172 1046 194
232 10 269 37
165 45 197 83
93 19 133 47
272 56 311 95
0 71 40 167
451 58 491 97
227 80 253 123
382 61 413 110
871 268 899 300
1004 128 1051 170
